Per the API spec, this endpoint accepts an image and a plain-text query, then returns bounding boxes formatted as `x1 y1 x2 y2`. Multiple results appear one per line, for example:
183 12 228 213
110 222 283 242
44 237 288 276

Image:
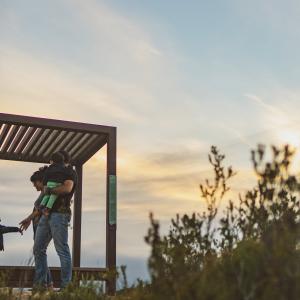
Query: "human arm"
19 209 40 231
0 225 22 234
44 179 74 195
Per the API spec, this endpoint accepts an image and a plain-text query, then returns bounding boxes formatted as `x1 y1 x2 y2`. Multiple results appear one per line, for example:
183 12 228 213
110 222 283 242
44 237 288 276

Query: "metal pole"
73 164 83 267
106 129 117 295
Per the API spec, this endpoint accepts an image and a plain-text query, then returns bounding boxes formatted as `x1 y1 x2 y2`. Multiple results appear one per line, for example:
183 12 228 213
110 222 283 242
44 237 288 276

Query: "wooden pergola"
0 112 117 294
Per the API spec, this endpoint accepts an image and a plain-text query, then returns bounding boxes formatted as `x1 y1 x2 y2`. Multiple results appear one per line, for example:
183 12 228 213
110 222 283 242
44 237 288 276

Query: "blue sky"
1 0 300 284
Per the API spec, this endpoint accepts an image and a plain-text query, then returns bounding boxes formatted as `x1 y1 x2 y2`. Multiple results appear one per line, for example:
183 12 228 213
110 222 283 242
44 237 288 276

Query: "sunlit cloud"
0 48 148 124
244 93 300 152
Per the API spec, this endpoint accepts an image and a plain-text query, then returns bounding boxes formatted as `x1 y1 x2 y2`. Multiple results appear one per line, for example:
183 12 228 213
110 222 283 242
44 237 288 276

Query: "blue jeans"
33 222 53 286
33 213 72 288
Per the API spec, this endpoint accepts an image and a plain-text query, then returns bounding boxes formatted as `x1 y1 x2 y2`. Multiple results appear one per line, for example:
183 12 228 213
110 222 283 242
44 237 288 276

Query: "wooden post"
73 164 83 267
106 129 117 295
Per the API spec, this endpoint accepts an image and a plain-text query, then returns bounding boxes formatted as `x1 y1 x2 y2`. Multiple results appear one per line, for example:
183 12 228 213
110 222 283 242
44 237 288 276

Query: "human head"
58 150 71 165
50 152 64 164
30 170 44 191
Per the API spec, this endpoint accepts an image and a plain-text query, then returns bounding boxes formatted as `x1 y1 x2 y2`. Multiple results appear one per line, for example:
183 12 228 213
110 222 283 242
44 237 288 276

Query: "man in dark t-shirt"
40 152 70 216
51 150 78 214
33 151 77 289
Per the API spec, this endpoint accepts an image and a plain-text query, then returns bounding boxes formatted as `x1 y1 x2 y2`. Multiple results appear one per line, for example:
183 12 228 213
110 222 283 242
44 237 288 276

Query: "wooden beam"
7 126 27 153
106 128 117 295
64 133 85 153
0 113 115 135
68 133 91 157
42 130 70 158
53 131 76 153
29 129 52 157
0 124 11 149
22 128 44 156
0 153 52 164
0 125 20 153
14 127 37 154
72 164 83 268
75 135 107 164
36 129 61 157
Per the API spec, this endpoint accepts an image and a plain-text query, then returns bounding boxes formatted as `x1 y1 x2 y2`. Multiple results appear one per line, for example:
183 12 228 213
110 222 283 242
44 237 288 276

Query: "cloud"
0 0 171 128
70 0 163 66
244 93 286 119
0 48 150 124
244 93 300 149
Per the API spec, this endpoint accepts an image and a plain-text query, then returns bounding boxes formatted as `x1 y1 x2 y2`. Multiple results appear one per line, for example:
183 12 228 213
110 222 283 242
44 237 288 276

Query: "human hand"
43 186 52 195
19 217 31 231
42 208 50 217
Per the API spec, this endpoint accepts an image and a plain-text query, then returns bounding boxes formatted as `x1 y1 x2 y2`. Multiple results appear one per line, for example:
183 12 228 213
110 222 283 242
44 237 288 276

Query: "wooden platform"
0 266 108 288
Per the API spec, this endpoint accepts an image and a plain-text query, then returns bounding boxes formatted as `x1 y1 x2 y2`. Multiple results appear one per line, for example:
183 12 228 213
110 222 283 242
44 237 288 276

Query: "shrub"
143 145 300 300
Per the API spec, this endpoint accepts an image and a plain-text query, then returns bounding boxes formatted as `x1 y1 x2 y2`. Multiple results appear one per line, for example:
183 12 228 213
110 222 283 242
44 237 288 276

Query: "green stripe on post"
109 175 117 225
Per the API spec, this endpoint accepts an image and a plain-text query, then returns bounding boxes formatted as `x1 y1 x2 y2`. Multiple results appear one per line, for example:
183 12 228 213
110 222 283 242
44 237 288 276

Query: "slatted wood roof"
0 113 114 165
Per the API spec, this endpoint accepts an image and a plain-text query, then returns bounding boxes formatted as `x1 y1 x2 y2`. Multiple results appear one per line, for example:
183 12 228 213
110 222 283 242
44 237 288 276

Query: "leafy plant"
143 145 300 300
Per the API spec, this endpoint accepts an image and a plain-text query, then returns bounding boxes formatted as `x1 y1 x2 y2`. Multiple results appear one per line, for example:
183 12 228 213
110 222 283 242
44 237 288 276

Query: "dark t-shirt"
51 165 78 214
43 163 70 185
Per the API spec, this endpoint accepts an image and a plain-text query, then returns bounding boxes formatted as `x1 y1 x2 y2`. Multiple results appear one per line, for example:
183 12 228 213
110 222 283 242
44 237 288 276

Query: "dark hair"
39 165 49 172
58 150 71 164
30 165 48 182
30 170 43 182
50 152 64 164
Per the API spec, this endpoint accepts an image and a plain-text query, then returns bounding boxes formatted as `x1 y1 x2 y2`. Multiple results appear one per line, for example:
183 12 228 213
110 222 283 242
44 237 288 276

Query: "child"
39 152 70 216
0 220 22 251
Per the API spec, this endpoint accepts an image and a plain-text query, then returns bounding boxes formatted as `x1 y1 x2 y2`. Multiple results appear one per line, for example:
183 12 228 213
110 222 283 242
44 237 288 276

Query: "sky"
1 0 300 285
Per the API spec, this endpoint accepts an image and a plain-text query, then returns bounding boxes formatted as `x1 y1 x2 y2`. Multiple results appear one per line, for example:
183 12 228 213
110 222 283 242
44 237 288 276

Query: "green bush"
142 145 300 300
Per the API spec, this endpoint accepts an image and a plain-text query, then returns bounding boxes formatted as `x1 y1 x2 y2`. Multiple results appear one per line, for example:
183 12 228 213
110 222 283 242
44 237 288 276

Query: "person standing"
39 152 70 216
19 167 53 288
30 151 76 289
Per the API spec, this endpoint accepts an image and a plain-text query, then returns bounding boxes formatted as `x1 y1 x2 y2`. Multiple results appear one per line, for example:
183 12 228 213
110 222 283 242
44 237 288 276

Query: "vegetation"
1 145 300 299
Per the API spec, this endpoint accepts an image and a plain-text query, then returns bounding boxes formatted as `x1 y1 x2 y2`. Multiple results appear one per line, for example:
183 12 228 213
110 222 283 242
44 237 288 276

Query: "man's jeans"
33 213 72 288
33 223 53 286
